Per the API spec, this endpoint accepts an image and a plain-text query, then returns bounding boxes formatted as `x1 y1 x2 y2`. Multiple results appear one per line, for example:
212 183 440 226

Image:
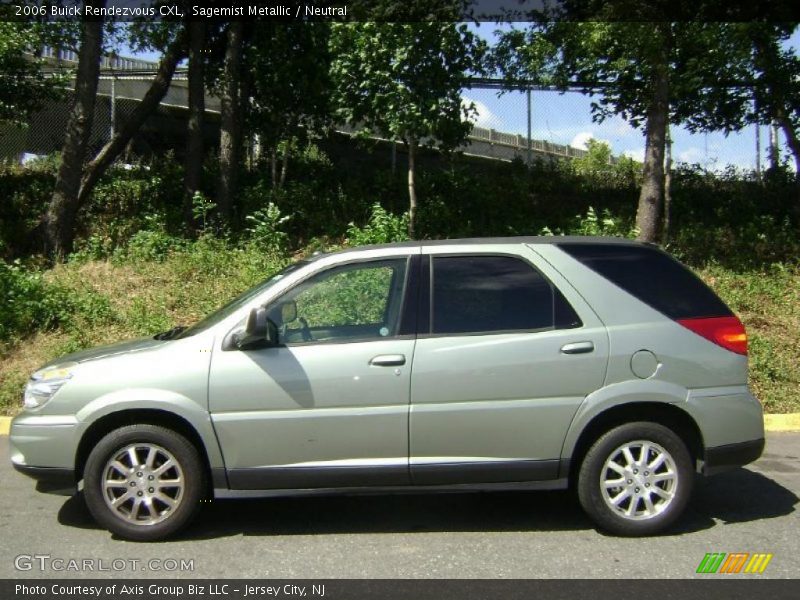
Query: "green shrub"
115 228 186 263
670 214 800 269
0 259 67 342
345 203 409 246
191 191 216 233
70 234 116 264
126 296 174 337
109 214 188 263
0 164 55 258
541 206 638 238
245 202 291 254
78 157 186 249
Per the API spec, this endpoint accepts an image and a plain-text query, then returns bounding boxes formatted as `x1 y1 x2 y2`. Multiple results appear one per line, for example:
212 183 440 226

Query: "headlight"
23 362 77 409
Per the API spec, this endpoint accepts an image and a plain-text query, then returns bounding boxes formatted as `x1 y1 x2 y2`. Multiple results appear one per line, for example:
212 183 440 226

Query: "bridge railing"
40 46 160 71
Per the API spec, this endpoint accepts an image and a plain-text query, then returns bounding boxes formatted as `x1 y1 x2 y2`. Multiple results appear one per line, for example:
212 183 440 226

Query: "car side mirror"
280 300 298 324
234 308 278 350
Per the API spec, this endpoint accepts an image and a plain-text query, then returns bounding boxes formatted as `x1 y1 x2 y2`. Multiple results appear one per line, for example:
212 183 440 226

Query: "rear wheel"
577 422 693 536
83 424 205 541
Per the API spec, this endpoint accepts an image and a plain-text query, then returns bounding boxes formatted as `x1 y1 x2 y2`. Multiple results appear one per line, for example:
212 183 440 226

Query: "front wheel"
83 424 205 541
577 422 693 536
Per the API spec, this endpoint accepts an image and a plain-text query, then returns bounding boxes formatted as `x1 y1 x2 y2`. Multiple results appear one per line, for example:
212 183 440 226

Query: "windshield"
174 261 309 339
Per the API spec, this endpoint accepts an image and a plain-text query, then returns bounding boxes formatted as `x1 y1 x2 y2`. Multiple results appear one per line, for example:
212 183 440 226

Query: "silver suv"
10 237 764 540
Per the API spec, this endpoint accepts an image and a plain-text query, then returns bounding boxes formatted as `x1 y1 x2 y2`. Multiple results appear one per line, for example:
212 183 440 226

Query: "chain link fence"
0 71 224 164
0 72 782 173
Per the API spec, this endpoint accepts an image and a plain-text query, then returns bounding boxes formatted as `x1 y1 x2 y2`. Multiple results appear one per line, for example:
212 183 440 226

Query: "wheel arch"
75 409 217 492
563 402 704 484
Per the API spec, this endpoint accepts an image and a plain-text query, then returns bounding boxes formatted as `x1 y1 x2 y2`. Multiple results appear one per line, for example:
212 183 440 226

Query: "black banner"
2 0 799 23
4 580 800 600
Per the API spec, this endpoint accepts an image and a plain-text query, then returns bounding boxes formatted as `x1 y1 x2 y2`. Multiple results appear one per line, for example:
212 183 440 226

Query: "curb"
1 414 800 436
763 413 800 432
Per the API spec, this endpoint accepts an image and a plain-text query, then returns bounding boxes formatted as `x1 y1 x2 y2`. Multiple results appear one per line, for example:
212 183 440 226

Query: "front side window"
431 255 580 335
268 258 408 344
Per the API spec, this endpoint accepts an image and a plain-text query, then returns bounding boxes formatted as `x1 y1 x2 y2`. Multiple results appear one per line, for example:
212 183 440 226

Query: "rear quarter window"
558 243 732 319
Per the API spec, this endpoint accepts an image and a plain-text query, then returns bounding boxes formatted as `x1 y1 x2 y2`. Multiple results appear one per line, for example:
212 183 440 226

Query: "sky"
463 22 800 172
121 24 799 172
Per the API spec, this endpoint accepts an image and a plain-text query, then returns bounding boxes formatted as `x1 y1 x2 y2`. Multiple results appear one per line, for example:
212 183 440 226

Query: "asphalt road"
1 433 797 579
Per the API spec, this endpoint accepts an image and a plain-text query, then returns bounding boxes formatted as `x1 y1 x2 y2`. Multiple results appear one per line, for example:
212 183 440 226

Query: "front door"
209 256 416 489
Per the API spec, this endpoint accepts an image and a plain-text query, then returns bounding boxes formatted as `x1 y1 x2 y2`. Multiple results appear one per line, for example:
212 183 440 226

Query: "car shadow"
186 490 593 539
680 467 798 530
57 467 797 541
56 492 99 530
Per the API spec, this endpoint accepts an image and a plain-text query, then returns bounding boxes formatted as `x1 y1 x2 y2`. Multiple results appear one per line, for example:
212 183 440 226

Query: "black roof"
310 236 647 260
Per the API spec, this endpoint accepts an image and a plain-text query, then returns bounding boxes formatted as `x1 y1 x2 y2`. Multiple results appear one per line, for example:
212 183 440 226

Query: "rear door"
409 245 609 484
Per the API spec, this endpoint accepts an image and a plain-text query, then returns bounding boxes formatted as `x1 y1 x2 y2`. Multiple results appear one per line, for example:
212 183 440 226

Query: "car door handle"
560 341 595 355
369 354 406 367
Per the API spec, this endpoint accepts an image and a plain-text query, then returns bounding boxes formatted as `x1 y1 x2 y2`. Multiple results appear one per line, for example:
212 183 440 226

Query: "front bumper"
12 463 76 492
9 413 80 493
704 438 765 475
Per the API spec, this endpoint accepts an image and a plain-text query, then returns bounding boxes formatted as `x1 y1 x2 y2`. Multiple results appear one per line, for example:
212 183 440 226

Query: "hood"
43 337 168 367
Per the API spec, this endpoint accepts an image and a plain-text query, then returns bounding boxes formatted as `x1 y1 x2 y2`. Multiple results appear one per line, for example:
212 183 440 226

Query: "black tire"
83 424 205 541
577 421 693 536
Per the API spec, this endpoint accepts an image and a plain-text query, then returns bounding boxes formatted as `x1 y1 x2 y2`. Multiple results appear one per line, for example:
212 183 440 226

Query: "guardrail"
469 125 591 160
40 45 160 71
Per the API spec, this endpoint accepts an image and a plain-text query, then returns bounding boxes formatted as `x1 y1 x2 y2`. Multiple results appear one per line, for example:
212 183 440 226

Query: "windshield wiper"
154 326 186 341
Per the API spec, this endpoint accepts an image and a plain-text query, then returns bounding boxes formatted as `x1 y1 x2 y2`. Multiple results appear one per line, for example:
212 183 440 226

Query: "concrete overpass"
2 49 593 165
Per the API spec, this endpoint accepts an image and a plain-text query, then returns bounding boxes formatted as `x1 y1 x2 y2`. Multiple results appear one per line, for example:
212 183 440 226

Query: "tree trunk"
270 148 278 191
635 44 670 243
775 113 800 215
662 124 673 242
775 112 800 178
407 138 418 239
78 28 187 207
45 12 105 259
218 21 244 224
184 20 206 230
279 142 290 189
751 28 800 208
768 122 780 170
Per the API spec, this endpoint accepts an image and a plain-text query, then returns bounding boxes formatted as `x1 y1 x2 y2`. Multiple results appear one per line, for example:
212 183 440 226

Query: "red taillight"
677 316 748 355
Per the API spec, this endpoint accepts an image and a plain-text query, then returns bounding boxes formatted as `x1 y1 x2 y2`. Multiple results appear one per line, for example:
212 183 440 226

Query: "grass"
697 262 800 414
1 245 798 415
0 239 287 415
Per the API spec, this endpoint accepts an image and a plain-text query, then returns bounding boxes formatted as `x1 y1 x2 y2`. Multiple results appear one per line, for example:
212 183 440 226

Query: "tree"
0 20 64 126
44 20 188 258
748 24 800 190
45 10 105 258
245 22 333 191
217 21 244 223
492 15 754 242
330 22 484 238
79 27 187 205
184 20 206 228
572 138 614 177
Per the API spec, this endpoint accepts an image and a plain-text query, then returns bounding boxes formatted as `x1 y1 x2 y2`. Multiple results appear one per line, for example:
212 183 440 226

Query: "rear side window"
559 243 732 319
431 255 581 335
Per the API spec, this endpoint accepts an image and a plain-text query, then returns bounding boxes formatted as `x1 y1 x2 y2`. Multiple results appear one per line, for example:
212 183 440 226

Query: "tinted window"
559 243 732 319
431 255 580 334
